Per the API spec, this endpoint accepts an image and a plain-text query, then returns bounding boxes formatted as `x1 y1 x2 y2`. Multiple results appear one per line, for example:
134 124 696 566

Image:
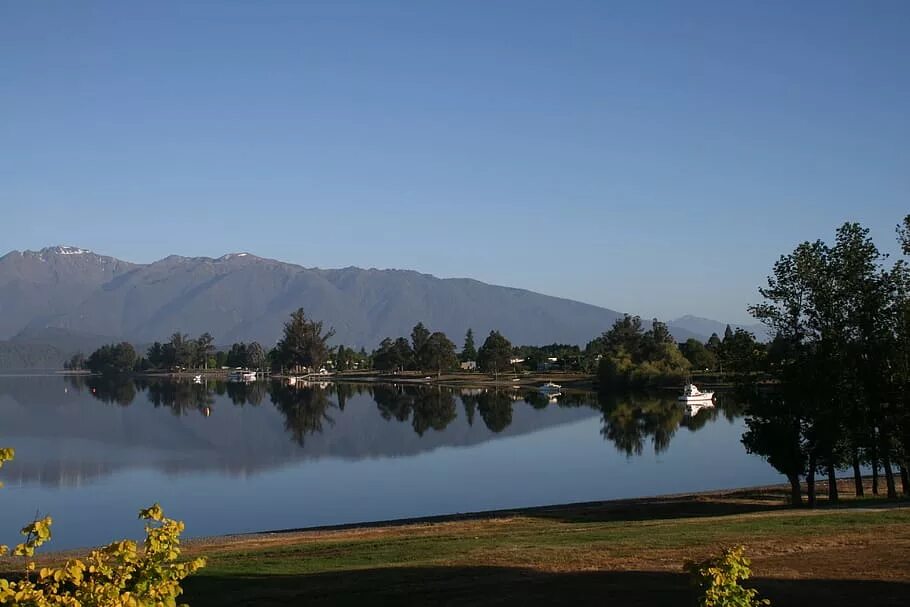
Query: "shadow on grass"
259 491 793 537
182 565 908 607
523 494 787 524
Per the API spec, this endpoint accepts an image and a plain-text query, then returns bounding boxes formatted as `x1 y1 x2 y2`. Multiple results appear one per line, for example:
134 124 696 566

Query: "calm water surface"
0 375 781 549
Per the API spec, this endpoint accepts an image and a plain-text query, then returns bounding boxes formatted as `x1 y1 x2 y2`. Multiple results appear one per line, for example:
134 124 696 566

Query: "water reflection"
59 376 751 451
270 383 337 446
1 376 749 486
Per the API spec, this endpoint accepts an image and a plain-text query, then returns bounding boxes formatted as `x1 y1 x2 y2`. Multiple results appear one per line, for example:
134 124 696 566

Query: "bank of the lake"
9 481 907 606
180 483 910 606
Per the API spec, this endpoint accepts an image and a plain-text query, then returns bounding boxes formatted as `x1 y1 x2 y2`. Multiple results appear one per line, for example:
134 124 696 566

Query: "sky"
1 1 907 323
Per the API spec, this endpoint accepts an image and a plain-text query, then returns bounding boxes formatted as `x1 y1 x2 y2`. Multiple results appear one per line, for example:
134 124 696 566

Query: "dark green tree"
196 332 215 369
411 322 431 369
86 342 138 375
276 308 336 371
373 337 414 372
423 332 457 378
680 338 717 371
477 331 512 377
461 328 477 362
246 342 266 370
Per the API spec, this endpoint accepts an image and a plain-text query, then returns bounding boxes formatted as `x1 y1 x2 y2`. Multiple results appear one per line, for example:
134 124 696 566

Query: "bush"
685 546 770 607
1 447 205 606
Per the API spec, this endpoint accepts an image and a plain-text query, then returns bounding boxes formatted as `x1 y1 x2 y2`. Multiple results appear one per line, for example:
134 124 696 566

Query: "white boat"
229 370 257 382
193 374 203 384
678 383 715 403
538 382 562 394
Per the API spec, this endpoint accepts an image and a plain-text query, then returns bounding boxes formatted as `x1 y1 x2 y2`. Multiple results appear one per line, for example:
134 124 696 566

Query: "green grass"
181 504 910 607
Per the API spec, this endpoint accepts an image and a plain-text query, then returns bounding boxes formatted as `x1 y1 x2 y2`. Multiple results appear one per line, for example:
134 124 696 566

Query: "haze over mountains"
0 246 762 368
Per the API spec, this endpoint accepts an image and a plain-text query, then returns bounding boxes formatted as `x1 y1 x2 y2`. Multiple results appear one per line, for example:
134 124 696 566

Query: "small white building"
460 360 477 371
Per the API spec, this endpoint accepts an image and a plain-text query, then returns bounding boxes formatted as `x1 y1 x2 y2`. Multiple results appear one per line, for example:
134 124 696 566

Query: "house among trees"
460 360 477 371
537 356 559 371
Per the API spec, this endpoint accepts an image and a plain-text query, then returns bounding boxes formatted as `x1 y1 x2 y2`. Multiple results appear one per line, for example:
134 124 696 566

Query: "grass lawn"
177 486 910 606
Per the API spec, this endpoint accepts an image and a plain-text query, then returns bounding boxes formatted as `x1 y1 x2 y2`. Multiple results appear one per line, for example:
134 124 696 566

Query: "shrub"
685 545 770 607
1 447 205 606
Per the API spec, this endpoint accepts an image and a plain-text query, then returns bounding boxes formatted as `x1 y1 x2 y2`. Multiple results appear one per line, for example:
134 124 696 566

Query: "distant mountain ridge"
669 315 770 342
0 246 728 367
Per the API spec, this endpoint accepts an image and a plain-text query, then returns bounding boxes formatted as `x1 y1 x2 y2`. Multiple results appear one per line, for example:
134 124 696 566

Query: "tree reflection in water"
67 376 750 456
269 382 336 446
65 374 137 407
372 384 458 435
597 392 684 456
138 378 216 417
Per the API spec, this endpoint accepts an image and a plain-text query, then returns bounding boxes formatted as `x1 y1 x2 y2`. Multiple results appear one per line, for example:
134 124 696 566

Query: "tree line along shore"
67 309 761 387
66 215 910 510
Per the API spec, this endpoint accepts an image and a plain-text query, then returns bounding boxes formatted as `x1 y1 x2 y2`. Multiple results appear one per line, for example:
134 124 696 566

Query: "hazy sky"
2 1 907 323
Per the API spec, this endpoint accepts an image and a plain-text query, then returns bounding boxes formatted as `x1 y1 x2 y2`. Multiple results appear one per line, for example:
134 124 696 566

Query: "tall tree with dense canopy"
196 332 215 369
246 341 266 370
477 330 513 377
462 328 477 362
276 308 336 371
411 322 431 369
423 331 458 378
86 342 137 375
373 337 414 372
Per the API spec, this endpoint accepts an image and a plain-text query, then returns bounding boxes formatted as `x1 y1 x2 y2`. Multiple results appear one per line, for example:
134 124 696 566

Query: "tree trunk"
872 458 880 495
807 453 817 508
883 454 897 499
871 431 879 495
827 462 838 503
787 473 802 507
900 465 910 496
852 454 864 497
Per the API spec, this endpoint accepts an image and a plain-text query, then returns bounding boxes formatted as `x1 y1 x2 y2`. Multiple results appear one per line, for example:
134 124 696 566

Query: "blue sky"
1 1 907 323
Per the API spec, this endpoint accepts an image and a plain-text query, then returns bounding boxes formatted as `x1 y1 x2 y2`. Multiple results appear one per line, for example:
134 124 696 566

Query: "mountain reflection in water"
0 375 745 488
0 374 778 550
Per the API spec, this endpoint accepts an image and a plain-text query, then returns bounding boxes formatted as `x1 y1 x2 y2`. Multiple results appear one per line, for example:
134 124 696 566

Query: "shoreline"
185 477 905 549
15 478 903 561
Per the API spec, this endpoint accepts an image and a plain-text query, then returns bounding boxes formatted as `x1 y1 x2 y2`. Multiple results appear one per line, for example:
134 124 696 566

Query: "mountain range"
0 246 763 368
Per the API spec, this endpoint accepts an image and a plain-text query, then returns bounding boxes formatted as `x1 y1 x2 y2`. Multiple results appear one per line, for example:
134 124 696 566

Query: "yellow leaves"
0 447 13 463
1 502 204 607
685 546 769 607
139 503 165 522
0 447 13 489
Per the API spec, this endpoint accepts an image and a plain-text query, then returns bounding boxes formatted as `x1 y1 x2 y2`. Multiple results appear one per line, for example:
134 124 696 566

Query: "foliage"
685 546 770 607
461 329 477 362
373 337 414 372
594 316 691 388
276 308 336 371
680 339 717 371
0 449 205 606
477 331 513 377
422 332 458 377
745 219 910 505
63 352 86 371
410 323 431 369
86 342 138 375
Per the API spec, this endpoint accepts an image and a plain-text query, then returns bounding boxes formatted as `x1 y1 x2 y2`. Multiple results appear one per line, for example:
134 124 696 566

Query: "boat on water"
678 383 715 404
538 382 562 394
193 374 203 384
229 370 257 382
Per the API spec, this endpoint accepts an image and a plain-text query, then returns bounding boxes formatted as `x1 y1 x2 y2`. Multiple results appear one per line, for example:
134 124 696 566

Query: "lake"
0 375 781 549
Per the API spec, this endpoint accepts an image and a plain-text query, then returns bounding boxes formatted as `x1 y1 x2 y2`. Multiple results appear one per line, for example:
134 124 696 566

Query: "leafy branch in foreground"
1 448 205 606
685 546 770 607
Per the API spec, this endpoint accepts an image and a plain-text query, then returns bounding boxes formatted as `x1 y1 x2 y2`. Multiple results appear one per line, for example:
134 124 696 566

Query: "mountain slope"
0 247 640 350
0 247 712 362
0 247 135 339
